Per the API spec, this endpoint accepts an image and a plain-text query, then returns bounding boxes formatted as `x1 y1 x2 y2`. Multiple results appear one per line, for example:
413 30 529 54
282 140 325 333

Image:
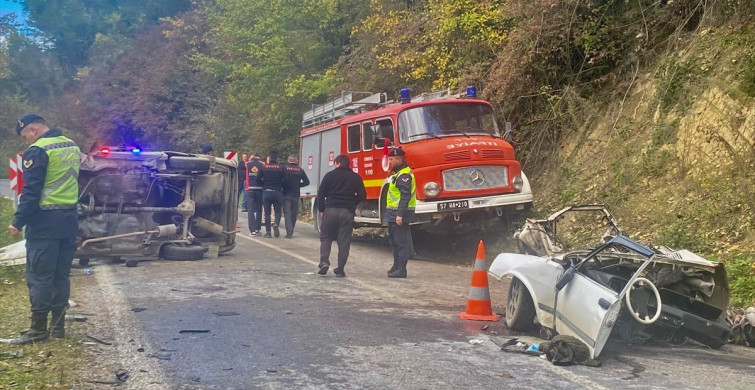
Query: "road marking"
237 233 408 303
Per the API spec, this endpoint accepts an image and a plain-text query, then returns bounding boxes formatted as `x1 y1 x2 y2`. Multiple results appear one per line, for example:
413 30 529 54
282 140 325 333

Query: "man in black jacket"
258 151 285 238
281 155 310 238
317 155 366 277
238 153 248 212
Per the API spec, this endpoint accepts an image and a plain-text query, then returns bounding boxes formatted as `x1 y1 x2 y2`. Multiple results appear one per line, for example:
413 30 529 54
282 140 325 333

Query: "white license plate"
438 200 469 211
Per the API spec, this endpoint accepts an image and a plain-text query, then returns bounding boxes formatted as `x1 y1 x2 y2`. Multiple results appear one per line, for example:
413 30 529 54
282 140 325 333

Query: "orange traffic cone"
459 240 499 321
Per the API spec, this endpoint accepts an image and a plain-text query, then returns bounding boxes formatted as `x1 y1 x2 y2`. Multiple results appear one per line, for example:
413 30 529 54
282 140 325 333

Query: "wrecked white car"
489 205 731 359
75 147 238 265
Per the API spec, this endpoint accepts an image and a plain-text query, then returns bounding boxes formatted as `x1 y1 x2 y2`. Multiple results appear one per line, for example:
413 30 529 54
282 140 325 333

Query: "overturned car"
75 147 238 264
489 205 731 358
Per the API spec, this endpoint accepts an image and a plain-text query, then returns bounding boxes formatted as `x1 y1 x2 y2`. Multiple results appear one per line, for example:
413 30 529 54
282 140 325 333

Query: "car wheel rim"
508 279 520 317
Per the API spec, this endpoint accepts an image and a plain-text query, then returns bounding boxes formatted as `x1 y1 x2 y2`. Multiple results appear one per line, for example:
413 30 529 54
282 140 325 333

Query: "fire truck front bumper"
415 191 534 216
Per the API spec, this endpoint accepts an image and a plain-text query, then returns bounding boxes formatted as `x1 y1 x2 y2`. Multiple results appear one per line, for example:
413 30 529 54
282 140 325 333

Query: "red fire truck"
299 87 533 233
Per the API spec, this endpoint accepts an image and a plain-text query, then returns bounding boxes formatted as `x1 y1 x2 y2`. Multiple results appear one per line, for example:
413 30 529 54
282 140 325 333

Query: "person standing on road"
6 114 81 344
384 147 416 278
317 155 366 277
258 151 285 238
238 153 248 212
281 155 310 238
245 151 265 236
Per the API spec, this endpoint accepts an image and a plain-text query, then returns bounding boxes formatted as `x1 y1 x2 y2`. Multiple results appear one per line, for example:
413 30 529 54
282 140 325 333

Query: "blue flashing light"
466 85 477 98
131 147 141 154
400 88 411 104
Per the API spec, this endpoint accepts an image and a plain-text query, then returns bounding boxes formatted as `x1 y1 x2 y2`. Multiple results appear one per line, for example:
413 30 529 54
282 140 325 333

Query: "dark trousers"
319 208 355 270
25 237 76 313
388 222 412 265
282 196 299 237
239 182 247 209
263 189 282 232
247 189 263 232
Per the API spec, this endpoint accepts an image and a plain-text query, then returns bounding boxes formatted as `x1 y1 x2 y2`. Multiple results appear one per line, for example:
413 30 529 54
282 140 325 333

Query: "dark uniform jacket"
282 163 310 198
258 161 285 192
384 162 416 224
245 157 265 190
317 166 366 213
237 158 247 186
12 129 80 239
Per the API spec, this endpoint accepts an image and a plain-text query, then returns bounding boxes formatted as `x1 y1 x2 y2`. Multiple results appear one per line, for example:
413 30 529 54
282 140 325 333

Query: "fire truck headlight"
424 182 440 197
513 176 524 191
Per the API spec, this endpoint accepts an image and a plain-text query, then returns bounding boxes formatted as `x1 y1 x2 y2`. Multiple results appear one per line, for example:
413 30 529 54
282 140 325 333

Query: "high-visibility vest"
31 135 80 209
386 166 416 209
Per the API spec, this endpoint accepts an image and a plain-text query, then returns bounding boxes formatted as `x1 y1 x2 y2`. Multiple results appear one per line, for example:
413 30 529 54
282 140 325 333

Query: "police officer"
245 151 265 236
317 155 366 277
6 114 81 344
201 144 214 156
281 155 310 238
384 147 416 278
258 151 285 238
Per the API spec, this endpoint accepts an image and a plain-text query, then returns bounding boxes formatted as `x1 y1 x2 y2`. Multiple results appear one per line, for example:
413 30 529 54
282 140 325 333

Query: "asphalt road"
68 211 755 389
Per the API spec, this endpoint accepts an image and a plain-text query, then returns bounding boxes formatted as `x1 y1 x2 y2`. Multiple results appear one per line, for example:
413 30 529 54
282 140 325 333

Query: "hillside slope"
529 23 754 305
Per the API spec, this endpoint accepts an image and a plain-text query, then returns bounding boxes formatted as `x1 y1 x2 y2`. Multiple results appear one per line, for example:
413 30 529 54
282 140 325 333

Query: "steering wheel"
624 277 662 325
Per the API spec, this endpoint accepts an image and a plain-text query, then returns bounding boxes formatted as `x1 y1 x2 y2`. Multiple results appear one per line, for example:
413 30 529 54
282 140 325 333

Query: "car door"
554 273 621 359
553 235 656 359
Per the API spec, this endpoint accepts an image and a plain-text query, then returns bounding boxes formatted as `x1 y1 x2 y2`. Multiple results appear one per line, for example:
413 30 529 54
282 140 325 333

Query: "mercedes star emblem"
469 169 486 186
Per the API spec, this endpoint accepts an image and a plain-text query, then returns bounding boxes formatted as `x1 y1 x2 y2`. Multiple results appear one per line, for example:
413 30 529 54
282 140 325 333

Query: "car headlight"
512 176 523 191
424 182 440 197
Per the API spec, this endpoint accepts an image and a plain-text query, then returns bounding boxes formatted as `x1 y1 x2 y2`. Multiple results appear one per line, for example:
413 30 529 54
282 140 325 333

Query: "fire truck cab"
299 87 533 233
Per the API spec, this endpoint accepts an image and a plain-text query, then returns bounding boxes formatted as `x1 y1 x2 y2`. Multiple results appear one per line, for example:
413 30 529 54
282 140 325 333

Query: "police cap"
388 147 405 157
16 114 46 135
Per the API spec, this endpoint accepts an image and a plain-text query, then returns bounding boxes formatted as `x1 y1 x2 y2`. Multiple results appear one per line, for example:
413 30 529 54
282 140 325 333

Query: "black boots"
387 262 407 278
387 261 399 275
9 312 49 345
50 308 66 339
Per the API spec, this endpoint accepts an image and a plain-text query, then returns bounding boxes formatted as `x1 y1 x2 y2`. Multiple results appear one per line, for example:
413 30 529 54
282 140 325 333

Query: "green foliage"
740 55 755 97
652 120 678 147
654 56 699 115
720 253 755 306
0 197 20 248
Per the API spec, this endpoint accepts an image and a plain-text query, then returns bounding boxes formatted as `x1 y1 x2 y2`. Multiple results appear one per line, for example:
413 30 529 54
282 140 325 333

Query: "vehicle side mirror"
502 121 513 142
374 138 386 147
555 265 576 291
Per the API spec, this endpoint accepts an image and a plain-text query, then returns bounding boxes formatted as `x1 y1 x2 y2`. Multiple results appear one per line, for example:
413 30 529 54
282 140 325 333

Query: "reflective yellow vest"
386 166 416 209
31 136 80 209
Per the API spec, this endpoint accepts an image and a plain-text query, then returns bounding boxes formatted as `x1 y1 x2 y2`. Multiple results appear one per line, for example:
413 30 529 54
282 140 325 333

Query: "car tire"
506 277 536 331
160 244 207 261
166 156 211 172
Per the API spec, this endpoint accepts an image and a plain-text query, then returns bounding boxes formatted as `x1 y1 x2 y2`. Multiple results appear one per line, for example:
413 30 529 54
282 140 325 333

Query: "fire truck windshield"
397 103 499 143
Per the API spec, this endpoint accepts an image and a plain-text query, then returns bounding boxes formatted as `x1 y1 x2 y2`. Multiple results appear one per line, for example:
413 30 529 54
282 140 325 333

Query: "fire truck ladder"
302 91 388 129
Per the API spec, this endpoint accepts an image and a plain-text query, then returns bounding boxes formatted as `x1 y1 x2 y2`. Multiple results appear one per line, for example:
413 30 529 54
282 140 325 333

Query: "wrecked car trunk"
75 149 238 263
488 205 731 358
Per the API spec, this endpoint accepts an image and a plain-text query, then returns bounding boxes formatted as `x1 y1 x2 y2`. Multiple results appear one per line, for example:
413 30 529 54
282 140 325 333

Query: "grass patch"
1 198 86 388
0 265 87 389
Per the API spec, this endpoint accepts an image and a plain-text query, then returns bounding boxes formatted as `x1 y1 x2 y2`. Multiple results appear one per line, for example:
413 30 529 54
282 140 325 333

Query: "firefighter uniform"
281 159 310 238
258 153 285 237
383 147 416 278
9 114 81 344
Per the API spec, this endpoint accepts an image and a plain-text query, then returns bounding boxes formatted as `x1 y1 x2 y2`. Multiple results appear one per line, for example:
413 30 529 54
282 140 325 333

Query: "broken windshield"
397 103 499 143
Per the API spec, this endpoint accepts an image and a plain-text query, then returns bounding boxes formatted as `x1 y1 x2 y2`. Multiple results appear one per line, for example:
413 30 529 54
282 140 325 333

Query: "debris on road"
727 306 755 347
213 311 240 316
86 334 113 345
468 339 485 345
179 329 210 334
539 335 602 367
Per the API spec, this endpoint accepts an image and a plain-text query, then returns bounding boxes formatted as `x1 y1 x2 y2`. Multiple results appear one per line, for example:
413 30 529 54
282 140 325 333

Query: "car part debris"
539 335 602 367
85 334 112 345
727 306 755 347
179 329 210 334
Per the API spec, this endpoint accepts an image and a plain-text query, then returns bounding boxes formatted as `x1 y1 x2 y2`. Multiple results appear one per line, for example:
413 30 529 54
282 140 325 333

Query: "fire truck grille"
442 166 509 191
444 150 471 161
482 149 504 158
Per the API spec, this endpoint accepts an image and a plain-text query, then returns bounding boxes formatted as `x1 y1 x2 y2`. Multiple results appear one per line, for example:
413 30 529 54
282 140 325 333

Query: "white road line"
237 233 409 304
